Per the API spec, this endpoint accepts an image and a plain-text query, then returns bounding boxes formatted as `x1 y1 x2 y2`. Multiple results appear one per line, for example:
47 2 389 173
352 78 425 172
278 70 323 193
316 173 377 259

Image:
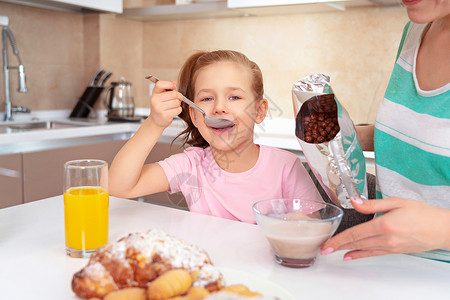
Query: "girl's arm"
109 80 182 198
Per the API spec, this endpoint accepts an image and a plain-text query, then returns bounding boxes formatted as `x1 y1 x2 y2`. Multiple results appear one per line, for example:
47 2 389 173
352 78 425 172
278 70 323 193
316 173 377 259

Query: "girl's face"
402 0 450 24
189 61 267 153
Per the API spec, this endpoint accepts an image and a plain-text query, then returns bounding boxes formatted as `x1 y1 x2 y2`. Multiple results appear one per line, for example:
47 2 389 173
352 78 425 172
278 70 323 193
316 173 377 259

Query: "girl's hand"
320 197 450 260
149 80 183 128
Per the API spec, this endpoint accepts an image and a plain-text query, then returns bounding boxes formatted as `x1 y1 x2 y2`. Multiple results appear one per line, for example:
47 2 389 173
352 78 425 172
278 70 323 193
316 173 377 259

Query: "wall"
0 2 145 115
0 2 85 111
0 2 408 124
142 6 409 124
96 13 143 111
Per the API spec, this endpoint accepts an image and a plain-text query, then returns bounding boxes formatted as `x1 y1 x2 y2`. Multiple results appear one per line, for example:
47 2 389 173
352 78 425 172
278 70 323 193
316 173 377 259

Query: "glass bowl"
253 198 343 268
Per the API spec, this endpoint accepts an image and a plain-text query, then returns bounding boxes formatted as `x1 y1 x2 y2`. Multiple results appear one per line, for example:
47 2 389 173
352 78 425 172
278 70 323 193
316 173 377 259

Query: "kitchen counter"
0 196 449 299
0 109 375 173
0 110 182 154
0 109 300 149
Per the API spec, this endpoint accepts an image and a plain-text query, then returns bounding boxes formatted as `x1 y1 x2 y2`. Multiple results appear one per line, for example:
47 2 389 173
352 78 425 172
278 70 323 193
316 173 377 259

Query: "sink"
0 120 90 132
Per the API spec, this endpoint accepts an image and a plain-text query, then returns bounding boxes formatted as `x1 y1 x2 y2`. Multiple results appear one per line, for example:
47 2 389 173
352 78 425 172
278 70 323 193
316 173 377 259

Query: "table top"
1 196 449 300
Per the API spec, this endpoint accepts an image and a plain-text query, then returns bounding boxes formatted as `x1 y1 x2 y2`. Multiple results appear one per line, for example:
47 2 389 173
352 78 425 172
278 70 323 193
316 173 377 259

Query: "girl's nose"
212 98 228 115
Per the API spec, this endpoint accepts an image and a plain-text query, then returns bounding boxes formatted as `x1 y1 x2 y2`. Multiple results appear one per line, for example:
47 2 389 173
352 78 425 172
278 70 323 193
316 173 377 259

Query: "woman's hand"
149 80 183 128
320 197 450 260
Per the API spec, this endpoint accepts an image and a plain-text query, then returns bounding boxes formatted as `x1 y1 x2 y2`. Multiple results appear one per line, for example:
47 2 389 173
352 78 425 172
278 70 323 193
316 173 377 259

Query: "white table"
1 196 449 300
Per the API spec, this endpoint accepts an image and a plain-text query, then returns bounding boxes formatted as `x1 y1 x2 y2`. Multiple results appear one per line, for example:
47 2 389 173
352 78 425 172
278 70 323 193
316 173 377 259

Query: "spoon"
145 75 235 129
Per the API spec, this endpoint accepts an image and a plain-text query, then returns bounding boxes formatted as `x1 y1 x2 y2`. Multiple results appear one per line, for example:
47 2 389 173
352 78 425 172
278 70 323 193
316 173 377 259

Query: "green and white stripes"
374 22 450 262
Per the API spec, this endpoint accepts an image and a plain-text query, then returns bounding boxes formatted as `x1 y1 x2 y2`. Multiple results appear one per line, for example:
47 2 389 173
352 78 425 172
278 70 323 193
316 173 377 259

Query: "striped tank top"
374 21 450 262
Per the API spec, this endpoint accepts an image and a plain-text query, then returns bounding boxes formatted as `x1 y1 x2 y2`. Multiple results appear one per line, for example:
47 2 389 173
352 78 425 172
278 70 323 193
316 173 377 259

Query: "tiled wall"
1 2 85 111
0 2 408 123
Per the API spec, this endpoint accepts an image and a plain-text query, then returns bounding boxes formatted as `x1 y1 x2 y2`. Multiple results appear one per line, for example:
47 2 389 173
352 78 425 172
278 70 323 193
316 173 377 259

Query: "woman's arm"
355 124 374 151
320 197 450 260
109 80 182 198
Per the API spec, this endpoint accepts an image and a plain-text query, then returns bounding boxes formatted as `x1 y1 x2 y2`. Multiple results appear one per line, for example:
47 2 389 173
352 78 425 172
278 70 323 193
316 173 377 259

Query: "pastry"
104 287 146 300
72 229 224 299
219 284 262 297
147 269 194 300
186 286 210 297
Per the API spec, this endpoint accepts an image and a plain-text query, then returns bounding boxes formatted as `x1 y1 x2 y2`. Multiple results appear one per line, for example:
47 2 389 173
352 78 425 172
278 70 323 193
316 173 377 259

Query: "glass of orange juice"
63 159 109 258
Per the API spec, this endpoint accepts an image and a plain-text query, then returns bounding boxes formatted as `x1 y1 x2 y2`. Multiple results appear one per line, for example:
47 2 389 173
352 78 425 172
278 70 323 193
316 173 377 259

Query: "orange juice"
64 186 109 251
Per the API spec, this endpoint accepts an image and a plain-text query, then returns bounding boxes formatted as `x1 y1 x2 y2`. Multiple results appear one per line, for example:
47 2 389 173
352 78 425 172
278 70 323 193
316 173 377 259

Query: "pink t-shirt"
157 145 322 223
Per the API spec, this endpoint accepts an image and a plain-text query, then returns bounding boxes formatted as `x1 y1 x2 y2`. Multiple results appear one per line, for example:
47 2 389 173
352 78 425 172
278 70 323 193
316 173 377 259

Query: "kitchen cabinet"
121 1 245 22
139 142 187 209
228 0 376 16
0 153 22 209
22 139 127 204
1 0 122 13
11 138 185 208
121 0 393 22
0 117 188 208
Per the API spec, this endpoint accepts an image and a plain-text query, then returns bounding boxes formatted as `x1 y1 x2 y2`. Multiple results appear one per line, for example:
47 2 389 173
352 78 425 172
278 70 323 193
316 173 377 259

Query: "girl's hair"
174 50 264 148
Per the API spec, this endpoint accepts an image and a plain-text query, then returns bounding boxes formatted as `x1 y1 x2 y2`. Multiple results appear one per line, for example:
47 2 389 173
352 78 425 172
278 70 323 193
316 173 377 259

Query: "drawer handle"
0 168 20 178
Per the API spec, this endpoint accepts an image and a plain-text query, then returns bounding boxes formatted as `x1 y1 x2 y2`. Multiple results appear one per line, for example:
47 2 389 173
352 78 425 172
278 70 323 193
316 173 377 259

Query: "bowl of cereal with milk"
253 198 343 268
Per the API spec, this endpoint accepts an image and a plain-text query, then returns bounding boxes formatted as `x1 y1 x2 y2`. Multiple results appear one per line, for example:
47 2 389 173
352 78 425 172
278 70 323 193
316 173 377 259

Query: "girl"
109 50 322 223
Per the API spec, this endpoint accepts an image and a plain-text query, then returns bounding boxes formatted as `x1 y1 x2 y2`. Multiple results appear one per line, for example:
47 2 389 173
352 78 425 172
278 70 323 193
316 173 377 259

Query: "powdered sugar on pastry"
72 229 224 299
72 262 118 299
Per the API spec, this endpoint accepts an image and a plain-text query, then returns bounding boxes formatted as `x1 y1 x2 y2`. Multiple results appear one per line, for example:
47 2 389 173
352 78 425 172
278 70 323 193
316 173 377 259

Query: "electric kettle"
104 77 135 118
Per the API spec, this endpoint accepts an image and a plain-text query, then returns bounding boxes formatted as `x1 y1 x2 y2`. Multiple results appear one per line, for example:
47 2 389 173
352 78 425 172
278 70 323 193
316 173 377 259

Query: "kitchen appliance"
69 68 112 118
104 77 135 120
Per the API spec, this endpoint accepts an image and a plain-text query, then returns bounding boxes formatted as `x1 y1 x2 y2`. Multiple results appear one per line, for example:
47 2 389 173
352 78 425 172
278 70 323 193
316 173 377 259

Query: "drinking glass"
63 159 109 258
253 198 343 268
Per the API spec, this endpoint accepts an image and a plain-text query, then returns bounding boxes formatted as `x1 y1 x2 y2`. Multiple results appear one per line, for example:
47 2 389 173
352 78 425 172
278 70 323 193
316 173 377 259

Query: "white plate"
219 267 295 300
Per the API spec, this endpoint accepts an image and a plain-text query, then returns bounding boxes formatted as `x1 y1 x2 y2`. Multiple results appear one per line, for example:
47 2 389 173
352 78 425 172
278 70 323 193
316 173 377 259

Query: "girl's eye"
201 97 214 102
229 96 241 101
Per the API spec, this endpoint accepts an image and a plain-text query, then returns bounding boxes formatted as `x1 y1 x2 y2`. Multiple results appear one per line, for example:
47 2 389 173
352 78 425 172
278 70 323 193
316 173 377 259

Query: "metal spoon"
145 75 235 129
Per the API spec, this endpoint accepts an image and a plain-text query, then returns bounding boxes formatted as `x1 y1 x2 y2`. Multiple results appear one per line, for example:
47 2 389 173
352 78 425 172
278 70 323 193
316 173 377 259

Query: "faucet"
2 16 28 121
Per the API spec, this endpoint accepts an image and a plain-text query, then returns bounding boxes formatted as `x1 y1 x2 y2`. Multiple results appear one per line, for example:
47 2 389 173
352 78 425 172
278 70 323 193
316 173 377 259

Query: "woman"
321 0 450 261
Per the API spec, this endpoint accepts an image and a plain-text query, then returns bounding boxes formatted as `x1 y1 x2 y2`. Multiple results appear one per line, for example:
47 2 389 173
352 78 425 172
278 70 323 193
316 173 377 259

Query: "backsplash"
0 2 408 124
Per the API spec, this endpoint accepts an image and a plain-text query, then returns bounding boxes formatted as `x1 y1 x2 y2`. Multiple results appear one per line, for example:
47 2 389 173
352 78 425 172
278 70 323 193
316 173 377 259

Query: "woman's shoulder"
402 21 430 47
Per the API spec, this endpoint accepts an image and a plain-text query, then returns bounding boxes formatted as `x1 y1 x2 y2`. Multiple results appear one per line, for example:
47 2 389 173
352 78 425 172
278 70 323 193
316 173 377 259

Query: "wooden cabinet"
122 1 244 22
121 0 382 22
22 139 127 203
2 138 185 208
228 0 374 15
4 0 122 13
0 153 23 209
50 0 122 12
140 142 186 209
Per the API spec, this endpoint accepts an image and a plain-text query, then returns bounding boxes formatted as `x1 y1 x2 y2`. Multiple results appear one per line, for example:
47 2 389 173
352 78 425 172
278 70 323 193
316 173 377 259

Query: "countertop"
0 109 304 152
0 109 299 145
0 196 449 300
0 110 142 145
0 110 180 154
0 109 374 163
